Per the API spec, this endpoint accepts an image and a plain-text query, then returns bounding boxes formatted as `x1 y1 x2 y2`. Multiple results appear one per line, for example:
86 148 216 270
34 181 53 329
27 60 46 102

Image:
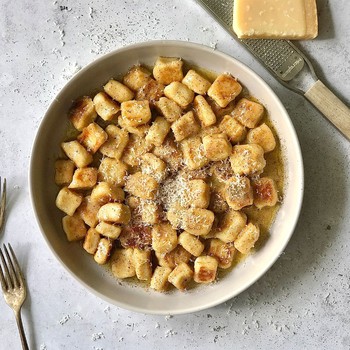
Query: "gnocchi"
55 57 283 292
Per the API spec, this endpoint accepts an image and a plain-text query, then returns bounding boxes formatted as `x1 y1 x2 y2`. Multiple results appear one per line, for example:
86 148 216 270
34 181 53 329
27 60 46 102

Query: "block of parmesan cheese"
233 0 318 40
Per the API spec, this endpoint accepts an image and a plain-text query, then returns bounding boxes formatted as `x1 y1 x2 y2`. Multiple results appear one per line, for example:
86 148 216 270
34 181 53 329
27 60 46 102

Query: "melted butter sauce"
187 64 285 269
64 62 285 289
193 64 284 245
243 113 284 250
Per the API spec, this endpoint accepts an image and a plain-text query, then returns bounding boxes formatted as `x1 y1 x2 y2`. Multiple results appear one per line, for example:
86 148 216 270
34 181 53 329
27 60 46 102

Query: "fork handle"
304 80 350 141
15 310 29 350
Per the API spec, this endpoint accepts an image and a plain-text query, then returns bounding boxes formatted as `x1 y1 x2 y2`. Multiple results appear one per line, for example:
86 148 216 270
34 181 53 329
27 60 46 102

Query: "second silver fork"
0 244 29 350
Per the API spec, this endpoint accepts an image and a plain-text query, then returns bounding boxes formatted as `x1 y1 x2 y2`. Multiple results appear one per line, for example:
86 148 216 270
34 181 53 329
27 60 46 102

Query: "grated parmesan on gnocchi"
55 56 283 292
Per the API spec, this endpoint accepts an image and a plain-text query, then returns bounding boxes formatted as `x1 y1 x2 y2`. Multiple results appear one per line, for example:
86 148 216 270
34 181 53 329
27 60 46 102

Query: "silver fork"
0 244 29 350
0 177 6 232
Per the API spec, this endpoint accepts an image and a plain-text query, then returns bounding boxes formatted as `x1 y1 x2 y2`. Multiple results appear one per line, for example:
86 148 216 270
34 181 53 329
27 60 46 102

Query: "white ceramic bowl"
30 40 304 315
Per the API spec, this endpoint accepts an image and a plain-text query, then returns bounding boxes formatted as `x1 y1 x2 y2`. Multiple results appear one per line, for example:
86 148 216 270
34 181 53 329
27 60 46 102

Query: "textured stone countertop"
0 0 349 349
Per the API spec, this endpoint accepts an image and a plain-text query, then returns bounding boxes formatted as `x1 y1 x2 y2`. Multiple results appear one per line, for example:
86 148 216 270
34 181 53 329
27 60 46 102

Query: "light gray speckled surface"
0 0 350 349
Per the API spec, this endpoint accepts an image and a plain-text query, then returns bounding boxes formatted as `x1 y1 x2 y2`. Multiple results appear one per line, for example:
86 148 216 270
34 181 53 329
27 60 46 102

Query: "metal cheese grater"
196 0 350 140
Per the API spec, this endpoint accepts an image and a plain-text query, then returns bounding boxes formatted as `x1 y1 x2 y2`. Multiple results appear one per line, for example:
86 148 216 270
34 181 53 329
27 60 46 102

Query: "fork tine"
0 177 6 230
0 262 8 291
8 244 25 287
0 247 13 289
3 244 20 288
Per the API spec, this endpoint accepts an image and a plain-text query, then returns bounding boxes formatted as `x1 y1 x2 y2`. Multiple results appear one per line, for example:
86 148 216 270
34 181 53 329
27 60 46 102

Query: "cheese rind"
304 0 318 39
233 0 318 40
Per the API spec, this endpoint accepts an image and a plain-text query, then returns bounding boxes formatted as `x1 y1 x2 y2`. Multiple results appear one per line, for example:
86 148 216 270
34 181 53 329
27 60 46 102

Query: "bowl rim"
29 39 304 315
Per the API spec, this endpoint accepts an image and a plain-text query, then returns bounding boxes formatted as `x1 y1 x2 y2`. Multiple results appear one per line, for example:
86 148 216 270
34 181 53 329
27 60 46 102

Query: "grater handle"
304 80 350 140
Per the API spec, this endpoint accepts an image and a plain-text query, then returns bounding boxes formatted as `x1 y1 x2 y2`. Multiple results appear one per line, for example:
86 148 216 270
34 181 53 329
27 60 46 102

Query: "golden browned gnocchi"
55 57 283 292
